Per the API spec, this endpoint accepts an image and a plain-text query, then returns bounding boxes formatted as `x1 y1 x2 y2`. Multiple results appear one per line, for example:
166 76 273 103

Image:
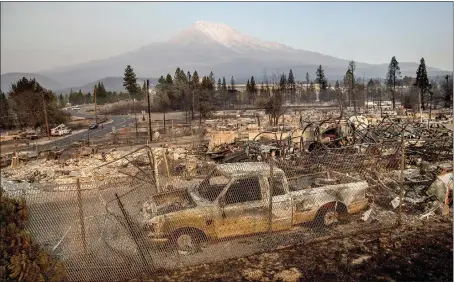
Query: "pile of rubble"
2 149 125 184
362 161 453 224
1 145 206 187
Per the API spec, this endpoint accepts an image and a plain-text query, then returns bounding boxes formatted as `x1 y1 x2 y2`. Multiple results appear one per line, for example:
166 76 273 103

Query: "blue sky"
1 2 453 73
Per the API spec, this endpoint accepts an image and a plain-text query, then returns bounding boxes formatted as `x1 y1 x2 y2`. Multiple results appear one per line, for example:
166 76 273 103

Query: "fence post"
163 150 170 179
190 119 194 149
76 178 88 253
151 150 160 193
115 193 154 272
268 151 275 233
171 119 174 141
398 135 405 226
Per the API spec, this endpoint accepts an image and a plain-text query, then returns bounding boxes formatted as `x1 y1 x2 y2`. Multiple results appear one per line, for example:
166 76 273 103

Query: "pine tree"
58 93 64 108
72 89 83 105
230 76 235 90
250 76 257 105
164 73 176 109
179 68 188 84
246 79 251 104
86 92 92 104
250 76 257 92
220 77 228 107
198 76 213 122
348 61 356 112
387 56 401 109
165 74 173 85
123 65 140 100
230 76 237 105
190 71 200 119
217 78 222 92
222 77 227 92
279 73 287 92
343 70 353 88
96 82 107 104
287 69 296 104
174 67 182 82
172 68 188 111
209 71 215 86
316 65 328 90
0 91 12 129
192 71 200 87
316 65 328 101
142 81 147 92
414 58 431 111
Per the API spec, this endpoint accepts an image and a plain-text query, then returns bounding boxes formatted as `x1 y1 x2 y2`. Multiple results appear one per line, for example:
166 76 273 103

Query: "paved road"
47 109 136 148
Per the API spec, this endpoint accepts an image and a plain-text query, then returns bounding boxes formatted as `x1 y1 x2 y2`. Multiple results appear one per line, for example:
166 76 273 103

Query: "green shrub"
0 189 67 282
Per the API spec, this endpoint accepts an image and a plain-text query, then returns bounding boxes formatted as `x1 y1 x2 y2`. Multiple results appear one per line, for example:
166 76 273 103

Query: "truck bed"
287 171 361 191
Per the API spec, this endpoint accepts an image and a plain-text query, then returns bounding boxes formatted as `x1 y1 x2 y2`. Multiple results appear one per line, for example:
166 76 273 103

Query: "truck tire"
315 202 348 227
172 229 205 253
317 207 339 227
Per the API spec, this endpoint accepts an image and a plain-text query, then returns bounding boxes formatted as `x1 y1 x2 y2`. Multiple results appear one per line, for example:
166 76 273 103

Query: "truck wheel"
173 230 205 253
322 209 339 226
176 233 195 251
316 207 339 227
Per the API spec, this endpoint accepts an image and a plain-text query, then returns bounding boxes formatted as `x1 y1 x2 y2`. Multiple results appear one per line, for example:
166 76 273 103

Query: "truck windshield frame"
197 169 231 202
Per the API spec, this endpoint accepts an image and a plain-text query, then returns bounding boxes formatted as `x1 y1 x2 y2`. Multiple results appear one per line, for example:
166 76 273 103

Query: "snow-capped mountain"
24 20 451 89
168 21 293 53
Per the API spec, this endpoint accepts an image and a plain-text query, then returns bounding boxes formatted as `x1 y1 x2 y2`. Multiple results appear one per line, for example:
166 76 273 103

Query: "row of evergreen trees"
60 83 134 107
151 56 452 117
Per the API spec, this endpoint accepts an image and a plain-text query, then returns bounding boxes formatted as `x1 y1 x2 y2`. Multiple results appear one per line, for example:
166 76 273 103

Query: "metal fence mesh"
3 115 453 281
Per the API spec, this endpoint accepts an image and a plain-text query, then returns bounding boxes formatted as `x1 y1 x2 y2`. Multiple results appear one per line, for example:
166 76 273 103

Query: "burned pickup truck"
142 162 368 251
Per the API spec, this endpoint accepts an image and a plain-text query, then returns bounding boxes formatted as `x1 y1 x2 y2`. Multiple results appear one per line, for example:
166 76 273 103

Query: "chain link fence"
3 115 453 281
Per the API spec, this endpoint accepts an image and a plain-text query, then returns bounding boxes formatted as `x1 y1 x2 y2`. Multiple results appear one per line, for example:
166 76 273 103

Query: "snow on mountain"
168 21 292 53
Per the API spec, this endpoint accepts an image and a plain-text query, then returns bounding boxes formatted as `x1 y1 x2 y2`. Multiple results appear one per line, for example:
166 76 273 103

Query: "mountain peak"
168 21 293 52
190 21 239 46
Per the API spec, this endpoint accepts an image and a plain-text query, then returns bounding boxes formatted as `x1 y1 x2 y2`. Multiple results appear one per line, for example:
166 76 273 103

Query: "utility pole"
379 78 383 118
94 87 98 124
146 80 153 142
352 69 356 115
192 89 195 121
363 73 365 112
187 72 193 121
133 97 138 140
42 93 50 140
419 87 423 124
428 90 433 129
446 75 450 108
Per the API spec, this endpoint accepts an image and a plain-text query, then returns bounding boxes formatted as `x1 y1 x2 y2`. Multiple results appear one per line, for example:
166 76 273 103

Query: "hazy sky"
1 2 453 74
